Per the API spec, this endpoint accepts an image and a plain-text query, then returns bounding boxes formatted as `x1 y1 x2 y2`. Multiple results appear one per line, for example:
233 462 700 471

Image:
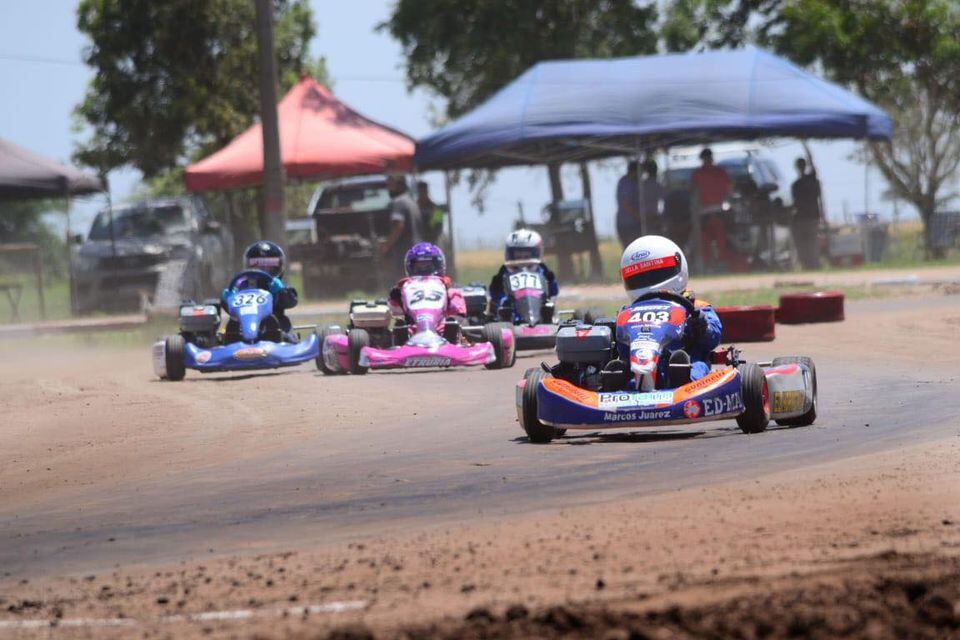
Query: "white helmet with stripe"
504 228 543 266
620 235 688 301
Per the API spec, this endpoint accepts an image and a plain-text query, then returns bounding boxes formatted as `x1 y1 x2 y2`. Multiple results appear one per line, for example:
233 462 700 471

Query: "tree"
382 1 659 278
74 0 327 178
383 1 658 119
664 0 960 256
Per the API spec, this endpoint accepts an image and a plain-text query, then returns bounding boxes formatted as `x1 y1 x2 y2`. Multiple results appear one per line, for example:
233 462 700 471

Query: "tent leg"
578 162 603 281
443 171 457 280
65 189 77 316
547 163 575 281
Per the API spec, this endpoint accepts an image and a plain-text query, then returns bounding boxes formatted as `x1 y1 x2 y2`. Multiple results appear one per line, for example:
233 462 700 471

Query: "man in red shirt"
690 148 744 271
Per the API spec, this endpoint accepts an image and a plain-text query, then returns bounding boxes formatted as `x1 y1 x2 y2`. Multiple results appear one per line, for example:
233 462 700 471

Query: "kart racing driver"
388 242 466 321
618 235 722 387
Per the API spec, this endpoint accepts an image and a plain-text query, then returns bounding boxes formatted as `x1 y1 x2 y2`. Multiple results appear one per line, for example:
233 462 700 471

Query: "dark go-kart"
516 291 817 443
462 265 589 351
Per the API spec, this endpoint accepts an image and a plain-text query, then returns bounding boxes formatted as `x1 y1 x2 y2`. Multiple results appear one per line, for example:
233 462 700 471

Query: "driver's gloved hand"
221 286 234 302
268 277 284 296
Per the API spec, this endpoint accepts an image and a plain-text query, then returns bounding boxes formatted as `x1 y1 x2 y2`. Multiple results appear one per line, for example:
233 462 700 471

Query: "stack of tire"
715 290 845 342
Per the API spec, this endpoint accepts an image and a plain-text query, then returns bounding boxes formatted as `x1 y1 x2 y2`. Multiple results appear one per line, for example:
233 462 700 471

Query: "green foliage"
0 199 66 276
381 0 659 119
74 0 328 177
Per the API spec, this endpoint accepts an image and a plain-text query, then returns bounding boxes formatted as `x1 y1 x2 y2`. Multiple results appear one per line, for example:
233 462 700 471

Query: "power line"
0 51 408 83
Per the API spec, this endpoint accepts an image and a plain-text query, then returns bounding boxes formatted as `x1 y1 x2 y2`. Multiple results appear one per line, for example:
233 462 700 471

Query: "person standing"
640 159 666 236
380 175 424 279
791 156 824 270
616 161 642 248
690 148 742 271
416 180 445 245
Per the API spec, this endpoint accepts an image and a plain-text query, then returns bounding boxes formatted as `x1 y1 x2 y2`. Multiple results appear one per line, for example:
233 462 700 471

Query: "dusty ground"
0 288 958 638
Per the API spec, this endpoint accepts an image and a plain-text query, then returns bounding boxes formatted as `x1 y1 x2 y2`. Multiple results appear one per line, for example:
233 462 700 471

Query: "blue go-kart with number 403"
153 269 319 381
516 291 818 443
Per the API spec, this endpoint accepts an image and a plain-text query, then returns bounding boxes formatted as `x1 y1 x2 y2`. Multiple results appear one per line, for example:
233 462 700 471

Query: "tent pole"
635 143 646 238
443 171 457 280
64 184 76 316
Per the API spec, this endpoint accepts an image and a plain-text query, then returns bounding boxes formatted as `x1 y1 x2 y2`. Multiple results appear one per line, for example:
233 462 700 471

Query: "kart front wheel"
347 328 369 375
520 368 565 443
772 356 818 427
483 322 515 370
316 326 345 375
164 335 186 382
736 362 769 434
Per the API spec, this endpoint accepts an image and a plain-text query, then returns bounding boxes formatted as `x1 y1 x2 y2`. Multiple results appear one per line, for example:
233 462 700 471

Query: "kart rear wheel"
482 322 515 370
736 362 769 434
347 328 369 375
164 335 186 382
772 356 818 427
520 368 565 443
316 326 345 375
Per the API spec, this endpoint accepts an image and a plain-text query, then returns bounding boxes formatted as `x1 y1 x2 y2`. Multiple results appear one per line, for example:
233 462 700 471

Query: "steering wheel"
633 290 698 316
228 269 274 291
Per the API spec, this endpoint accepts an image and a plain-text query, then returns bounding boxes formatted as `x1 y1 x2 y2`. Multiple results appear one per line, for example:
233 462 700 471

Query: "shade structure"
185 77 415 192
0 137 104 201
415 47 893 170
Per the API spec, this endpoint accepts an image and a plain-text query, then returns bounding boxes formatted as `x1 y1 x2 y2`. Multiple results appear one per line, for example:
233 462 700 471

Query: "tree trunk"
547 163 575 281
578 162 603 280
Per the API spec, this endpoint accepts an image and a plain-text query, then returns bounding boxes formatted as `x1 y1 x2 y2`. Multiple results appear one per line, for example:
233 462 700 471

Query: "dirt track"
1 293 959 638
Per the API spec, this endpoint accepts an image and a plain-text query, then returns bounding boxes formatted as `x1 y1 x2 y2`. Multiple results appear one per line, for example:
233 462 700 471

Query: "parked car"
72 197 233 314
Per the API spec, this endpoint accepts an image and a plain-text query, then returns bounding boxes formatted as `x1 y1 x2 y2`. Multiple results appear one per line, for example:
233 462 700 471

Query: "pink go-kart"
317 275 515 375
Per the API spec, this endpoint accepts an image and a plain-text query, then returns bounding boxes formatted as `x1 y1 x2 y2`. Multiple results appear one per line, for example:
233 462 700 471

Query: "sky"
0 0 906 250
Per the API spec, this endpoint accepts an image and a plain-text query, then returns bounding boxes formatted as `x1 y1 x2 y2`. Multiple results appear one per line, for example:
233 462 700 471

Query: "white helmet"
505 229 543 266
620 235 688 301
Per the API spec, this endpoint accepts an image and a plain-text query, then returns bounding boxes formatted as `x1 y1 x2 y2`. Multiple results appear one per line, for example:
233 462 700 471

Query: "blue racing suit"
488 262 559 315
222 275 299 333
616 296 722 386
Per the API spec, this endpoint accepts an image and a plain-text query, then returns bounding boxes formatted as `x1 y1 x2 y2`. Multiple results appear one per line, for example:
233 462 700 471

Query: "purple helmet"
404 242 446 277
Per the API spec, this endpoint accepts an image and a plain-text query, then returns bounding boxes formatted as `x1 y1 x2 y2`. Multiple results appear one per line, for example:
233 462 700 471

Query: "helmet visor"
247 256 283 277
505 246 541 263
407 255 444 276
621 253 681 292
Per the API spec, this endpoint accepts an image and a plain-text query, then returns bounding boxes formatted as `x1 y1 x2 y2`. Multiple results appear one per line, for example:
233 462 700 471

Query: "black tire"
347 328 369 375
482 322 515 370
772 356 818 427
519 368 565 443
316 325 345 375
736 362 769 434
164 335 186 382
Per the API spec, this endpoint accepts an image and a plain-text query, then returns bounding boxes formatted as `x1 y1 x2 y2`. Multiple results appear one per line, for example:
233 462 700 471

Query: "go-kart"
318 275 515 374
461 265 588 351
153 269 319 381
516 291 817 443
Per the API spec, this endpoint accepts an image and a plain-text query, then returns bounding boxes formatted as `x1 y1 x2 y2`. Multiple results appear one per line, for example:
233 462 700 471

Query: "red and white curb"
0 600 367 631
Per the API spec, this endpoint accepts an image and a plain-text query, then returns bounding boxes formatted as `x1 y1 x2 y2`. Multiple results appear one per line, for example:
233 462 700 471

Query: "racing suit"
387 275 467 324
616 295 722 386
487 263 559 315
222 275 299 335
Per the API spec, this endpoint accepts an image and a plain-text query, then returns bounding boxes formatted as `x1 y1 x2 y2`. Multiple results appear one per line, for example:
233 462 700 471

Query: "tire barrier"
776 290 845 324
714 305 777 342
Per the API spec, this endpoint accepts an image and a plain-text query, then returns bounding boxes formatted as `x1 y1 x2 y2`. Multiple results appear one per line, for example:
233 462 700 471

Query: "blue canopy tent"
416 47 892 276
416 47 892 169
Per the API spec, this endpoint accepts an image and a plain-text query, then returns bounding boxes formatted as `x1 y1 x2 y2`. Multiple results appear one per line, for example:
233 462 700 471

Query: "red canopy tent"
184 76 414 192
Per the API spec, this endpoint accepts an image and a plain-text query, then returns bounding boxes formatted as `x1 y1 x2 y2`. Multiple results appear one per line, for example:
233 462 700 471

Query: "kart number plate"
508 271 542 291
403 280 447 310
232 293 267 307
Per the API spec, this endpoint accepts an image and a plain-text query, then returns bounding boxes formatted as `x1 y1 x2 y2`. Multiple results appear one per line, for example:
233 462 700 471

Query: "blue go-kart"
516 291 817 443
153 269 319 381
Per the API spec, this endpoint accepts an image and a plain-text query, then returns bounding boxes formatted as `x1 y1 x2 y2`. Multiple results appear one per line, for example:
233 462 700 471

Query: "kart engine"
552 323 619 391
